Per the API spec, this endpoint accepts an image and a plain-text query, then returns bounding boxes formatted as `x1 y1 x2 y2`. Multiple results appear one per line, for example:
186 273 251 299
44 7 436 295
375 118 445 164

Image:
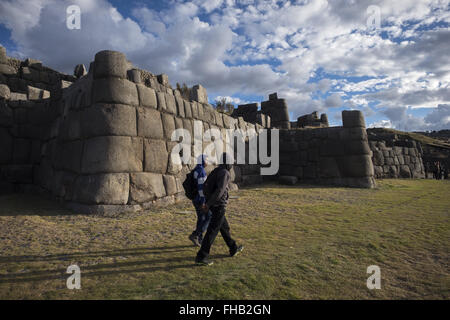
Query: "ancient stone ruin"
0 46 431 214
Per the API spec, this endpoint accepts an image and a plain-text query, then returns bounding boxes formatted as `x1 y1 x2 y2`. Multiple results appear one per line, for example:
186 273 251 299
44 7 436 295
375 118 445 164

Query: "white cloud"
0 0 449 130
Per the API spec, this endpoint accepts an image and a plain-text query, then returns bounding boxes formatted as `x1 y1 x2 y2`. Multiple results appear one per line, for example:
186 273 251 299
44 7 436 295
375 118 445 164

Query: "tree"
213 97 234 114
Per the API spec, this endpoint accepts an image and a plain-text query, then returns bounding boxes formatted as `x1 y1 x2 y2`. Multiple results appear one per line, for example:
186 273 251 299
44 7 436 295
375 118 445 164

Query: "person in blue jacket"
188 154 212 246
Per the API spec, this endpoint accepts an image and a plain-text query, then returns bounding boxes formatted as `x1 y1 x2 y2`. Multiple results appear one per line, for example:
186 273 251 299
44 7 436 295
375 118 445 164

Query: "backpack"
182 170 197 200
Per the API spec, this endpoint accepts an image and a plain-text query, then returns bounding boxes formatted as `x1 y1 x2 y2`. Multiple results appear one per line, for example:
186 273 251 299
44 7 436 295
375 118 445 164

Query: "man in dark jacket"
195 153 243 266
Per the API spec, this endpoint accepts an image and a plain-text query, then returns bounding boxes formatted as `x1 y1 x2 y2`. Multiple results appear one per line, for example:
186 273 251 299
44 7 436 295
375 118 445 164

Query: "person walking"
195 153 243 266
188 155 212 247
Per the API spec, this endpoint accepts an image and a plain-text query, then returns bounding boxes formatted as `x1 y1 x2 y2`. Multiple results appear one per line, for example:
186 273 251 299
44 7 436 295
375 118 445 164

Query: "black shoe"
189 233 200 247
195 257 214 266
230 245 244 257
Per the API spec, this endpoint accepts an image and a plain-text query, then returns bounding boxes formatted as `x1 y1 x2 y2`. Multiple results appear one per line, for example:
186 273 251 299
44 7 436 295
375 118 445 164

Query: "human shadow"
0 247 230 284
0 245 193 264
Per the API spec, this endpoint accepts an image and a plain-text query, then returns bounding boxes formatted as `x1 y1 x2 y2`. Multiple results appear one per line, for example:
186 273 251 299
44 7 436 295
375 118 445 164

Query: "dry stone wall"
277 110 376 188
367 129 425 179
0 47 269 213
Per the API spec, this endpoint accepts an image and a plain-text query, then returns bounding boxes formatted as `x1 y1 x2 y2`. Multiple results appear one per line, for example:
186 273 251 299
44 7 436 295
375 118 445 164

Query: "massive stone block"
175 95 185 117
60 140 83 173
163 174 177 196
144 139 168 174
0 84 10 100
156 91 166 111
342 110 365 128
94 50 128 79
165 93 177 114
161 113 176 140
338 155 374 178
190 84 208 104
73 173 129 204
12 138 31 164
136 84 157 108
82 136 143 173
0 128 12 164
93 78 138 106
137 107 164 139
81 103 137 137
318 157 341 178
184 100 192 118
130 172 166 203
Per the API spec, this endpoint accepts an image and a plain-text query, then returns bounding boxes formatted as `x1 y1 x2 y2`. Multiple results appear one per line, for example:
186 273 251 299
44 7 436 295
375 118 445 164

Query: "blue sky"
0 0 449 130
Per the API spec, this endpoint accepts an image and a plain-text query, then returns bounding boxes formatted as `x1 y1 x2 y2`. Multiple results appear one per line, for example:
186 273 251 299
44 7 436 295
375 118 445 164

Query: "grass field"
0 179 449 299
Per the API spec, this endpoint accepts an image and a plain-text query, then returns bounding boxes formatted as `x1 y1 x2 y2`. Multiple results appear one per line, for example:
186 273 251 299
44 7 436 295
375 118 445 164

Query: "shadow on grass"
0 245 230 284
0 245 193 263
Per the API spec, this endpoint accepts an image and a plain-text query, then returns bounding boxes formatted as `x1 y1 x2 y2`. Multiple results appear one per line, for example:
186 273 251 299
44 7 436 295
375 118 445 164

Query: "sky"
0 0 449 131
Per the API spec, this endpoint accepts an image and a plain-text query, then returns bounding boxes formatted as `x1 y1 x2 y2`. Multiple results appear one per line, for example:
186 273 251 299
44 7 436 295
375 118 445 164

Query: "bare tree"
213 97 234 114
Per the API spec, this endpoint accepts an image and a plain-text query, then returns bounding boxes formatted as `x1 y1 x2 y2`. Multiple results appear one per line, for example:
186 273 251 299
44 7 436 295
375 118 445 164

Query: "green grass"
0 179 449 299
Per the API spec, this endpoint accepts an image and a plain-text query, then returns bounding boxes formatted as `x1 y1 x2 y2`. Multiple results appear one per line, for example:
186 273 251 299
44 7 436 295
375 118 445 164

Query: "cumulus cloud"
0 0 449 131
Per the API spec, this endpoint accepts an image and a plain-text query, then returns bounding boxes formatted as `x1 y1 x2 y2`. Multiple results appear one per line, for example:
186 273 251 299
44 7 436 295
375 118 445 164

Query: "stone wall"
260 93 290 129
0 47 270 213
367 128 425 179
297 111 329 128
0 45 77 194
278 110 376 188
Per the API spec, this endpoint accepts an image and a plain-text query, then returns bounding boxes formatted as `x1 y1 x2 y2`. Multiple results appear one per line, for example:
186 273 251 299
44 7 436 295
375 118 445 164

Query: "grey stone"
81 103 136 138
184 100 192 118
318 157 341 178
94 50 128 79
12 138 31 164
144 139 168 174
175 95 185 117
93 78 139 105
156 91 166 111
190 84 208 104
0 64 15 75
74 173 129 204
82 136 143 173
399 165 411 178
338 155 374 178
157 74 169 86
127 69 141 83
137 107 164 139
0 84 10 100
60 140 83 173
136 84 157 108
130 172 166 203
27 85 50 100
165 93 177 114
342 110 366 128
191 101 199 118
161 113 176 140
163 175 177 195
0 128 12 164
344 140 371 155
279 176 298 185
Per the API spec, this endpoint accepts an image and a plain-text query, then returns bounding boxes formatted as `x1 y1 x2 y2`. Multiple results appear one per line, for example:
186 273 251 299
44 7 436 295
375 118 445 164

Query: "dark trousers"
196 205 237 260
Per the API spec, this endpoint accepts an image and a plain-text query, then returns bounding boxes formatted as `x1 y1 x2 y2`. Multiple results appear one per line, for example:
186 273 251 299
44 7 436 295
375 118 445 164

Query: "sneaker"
195 257 214 266
189 233 201 247
230 245 244 257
